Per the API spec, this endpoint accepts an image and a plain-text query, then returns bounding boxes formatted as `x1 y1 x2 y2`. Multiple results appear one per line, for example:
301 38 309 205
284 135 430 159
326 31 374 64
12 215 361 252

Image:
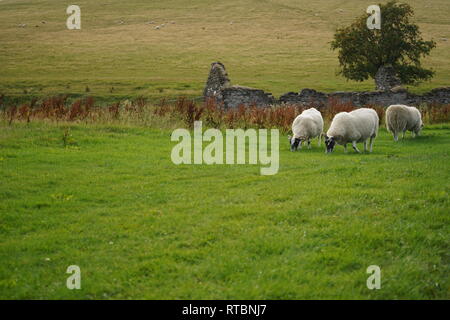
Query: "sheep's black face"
290 137 301 151
325 136 336 153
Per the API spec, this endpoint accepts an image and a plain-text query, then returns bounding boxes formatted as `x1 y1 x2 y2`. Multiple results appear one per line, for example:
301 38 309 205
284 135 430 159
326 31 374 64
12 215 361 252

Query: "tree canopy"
330 1 436 86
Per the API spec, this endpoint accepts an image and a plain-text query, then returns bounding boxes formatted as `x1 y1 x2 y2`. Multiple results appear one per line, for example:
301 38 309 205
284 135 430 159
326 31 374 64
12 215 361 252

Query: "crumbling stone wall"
279 87 450 107
203 62 231 99
222 86 275 109
203 62 450 108
203 62 274 108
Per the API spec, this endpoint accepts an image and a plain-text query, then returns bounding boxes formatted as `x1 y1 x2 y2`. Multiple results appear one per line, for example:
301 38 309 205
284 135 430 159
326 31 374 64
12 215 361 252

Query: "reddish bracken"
1 95 449 130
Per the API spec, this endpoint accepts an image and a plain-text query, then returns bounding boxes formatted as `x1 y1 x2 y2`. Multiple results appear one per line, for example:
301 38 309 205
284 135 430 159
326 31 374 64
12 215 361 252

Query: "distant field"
1 0 449 103
0 121 449 299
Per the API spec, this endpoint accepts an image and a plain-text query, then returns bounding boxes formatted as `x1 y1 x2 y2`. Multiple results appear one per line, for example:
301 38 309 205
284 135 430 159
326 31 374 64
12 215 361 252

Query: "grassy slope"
0 0 449 103
0 121 449 299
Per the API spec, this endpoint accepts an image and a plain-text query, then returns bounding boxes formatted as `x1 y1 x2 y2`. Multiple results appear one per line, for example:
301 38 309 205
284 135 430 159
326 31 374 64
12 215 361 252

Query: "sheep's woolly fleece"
291 107 324 141
385 104 423 141
327 108 379 145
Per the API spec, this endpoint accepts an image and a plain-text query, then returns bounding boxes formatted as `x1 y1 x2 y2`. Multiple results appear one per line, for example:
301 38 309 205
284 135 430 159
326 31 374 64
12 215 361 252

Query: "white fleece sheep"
385 104 423 141
325 108 379 153
289 107 324 151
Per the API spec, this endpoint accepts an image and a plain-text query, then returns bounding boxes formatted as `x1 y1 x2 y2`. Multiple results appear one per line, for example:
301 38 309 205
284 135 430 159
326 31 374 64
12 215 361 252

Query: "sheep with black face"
325 108 379 153
288 108 323 151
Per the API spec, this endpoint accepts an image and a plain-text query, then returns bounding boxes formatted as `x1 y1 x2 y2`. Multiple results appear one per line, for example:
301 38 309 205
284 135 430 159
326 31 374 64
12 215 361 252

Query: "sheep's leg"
298 141 302 150
318 134 321 147
352 141 361 153
344 144 347 153
363 141 368 152
307 139 311 149
402 130 406 139
369 137 374 153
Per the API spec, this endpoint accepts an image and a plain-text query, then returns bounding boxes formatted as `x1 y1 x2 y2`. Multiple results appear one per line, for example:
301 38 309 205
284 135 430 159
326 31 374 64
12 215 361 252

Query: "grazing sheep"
325 108 379 153
385 104 423 141
288 107 324 151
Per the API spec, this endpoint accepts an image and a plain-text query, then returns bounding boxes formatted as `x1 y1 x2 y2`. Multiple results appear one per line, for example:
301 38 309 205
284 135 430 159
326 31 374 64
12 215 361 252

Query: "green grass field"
1 0 449 104
0 121 449 299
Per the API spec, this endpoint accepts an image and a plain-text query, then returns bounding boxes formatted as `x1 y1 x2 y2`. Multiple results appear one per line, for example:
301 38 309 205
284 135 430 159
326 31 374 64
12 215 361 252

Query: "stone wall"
203 62 275 109
203 62 450 108
222 86 275 109
203 62 231 99
279 87 450 107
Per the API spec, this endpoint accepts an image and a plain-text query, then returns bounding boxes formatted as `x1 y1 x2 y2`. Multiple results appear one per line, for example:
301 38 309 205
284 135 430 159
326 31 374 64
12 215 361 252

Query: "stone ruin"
203 62 231 100
279 87 450 107
374 65 402 91
203 62 450 108
203 62 275 108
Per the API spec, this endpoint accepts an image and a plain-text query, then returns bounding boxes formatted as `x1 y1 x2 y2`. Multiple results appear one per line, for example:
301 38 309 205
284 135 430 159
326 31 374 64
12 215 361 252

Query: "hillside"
0 0 449 102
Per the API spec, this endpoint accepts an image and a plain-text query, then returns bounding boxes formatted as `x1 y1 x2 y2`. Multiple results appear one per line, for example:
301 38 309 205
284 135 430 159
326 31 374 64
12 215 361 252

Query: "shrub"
1 95 449 129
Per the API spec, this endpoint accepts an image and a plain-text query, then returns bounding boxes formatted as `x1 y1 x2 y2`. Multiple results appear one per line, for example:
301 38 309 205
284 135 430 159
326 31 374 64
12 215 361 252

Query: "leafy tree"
330 1 436 87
